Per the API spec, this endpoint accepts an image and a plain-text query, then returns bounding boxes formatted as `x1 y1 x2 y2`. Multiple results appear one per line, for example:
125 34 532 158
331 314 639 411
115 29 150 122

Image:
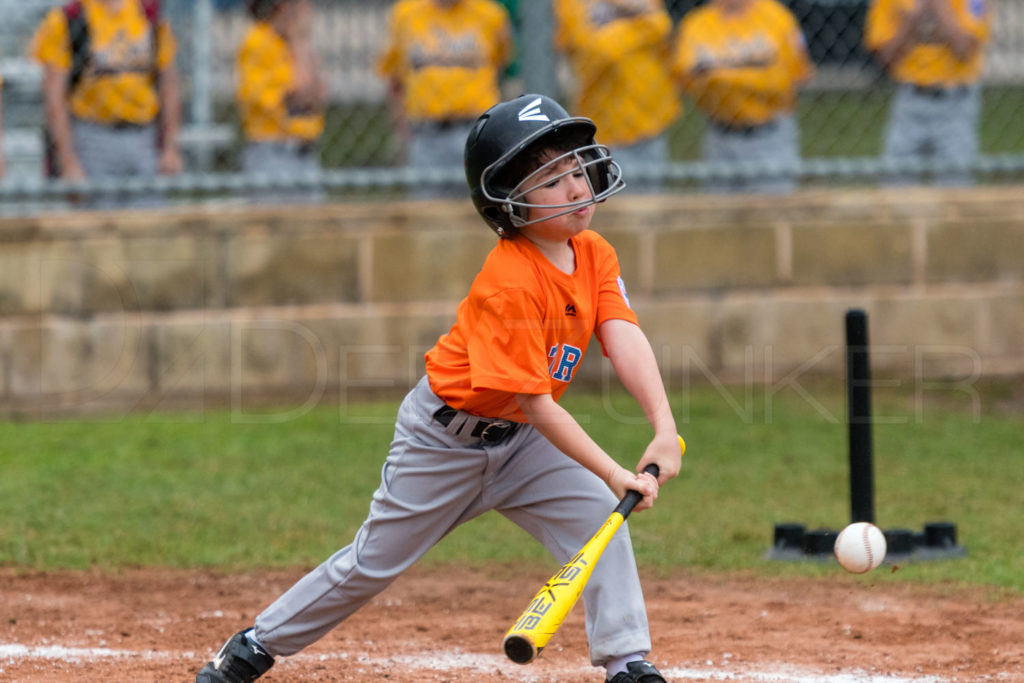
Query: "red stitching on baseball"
862 524 873 568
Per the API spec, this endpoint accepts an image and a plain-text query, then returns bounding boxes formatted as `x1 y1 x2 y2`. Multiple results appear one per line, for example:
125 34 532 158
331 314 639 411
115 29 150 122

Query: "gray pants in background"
254 375 652 667
703 114 800 195
883 83 981 187
242 141 325 204
408 120 474 199
71 118 162 208
612 134 669 194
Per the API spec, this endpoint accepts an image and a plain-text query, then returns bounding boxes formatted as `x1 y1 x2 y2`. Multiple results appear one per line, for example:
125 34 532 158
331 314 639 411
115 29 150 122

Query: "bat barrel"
501 446 680 665
503 634 537 664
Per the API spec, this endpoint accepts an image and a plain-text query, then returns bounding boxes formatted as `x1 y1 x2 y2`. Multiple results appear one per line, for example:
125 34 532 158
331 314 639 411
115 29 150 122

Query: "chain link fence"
1 0 1022 212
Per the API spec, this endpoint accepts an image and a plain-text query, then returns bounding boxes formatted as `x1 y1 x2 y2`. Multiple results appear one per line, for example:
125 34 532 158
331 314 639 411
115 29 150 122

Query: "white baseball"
834 522 887 574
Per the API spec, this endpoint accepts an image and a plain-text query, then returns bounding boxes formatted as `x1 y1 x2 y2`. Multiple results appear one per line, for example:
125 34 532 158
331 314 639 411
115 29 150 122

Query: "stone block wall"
1 186 1022 416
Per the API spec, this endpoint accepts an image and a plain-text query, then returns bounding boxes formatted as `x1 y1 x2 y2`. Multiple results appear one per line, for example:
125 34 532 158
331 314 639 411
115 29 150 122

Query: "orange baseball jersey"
554 0 681 146
864 0 992 86
671 0 813 126
236 23 324 143
377 0 512 122
426 230 638 422
30 0 176 125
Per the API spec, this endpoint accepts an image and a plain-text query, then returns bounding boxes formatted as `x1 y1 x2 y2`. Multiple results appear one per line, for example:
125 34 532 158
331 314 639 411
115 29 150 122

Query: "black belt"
433 405 520 443
74 117 151 131
285 140 317 156
251 140 317 156
709 119 777 136
911 84 969 99
110 120 152 130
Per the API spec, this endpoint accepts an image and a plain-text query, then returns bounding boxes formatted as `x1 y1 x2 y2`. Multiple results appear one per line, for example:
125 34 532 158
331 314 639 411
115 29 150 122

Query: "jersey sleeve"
779 6 814 86
964 0 993 42
596 274 638 326
156 20 177 70
557 0 670 61
670 13 701 86
30 9 72 71
467 288 555 396
591 235 639 350
863 0 898 51
592 8 671 60
236 28 288 112
376 2 405 80
553 0 584 53
490 4 514 68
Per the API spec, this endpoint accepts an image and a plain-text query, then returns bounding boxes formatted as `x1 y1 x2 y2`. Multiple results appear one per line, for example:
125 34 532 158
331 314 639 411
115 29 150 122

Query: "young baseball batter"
195 93 682 683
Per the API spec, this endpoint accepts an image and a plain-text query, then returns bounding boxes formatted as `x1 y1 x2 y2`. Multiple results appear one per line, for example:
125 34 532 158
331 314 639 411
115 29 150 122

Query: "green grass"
979 86 1024 154
1 377 1021 593
669 85 1024 161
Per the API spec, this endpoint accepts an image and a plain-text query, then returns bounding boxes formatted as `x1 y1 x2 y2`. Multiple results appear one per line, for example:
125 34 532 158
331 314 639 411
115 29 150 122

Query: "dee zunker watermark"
229 334 984 426
17 317 984 424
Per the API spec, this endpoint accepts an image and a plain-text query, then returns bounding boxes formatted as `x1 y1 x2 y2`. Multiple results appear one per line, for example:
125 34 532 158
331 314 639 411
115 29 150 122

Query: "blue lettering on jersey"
550 344 583 382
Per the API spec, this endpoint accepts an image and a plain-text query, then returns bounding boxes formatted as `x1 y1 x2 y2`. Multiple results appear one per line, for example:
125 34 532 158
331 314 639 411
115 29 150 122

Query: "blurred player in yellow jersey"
865 0 992 186
554 0 681 193
671 0 813 194
237 0 327 202
378 0 513 198
31 0 182 206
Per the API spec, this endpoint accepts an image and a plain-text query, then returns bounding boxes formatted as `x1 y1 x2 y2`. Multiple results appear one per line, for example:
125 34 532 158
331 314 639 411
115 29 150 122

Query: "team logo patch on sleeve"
617 276 632 308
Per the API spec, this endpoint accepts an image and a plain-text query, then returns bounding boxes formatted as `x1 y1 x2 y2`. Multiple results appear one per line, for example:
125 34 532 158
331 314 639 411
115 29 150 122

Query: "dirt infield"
1 566 1022 682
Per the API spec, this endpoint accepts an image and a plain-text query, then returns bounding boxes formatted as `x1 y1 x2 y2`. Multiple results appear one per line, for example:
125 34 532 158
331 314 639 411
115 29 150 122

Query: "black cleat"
196 630 274 682
606 660 668 683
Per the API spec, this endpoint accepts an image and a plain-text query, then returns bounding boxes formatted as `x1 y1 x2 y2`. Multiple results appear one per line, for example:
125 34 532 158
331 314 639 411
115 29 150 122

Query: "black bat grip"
613 464 660 518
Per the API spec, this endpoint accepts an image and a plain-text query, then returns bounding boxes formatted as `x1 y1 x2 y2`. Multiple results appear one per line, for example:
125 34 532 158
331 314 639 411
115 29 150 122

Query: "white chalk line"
0 643 998 681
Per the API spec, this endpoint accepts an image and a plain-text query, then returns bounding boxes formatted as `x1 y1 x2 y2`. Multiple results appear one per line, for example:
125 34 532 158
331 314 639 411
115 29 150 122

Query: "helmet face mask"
465 94 626 237
483 143 624 229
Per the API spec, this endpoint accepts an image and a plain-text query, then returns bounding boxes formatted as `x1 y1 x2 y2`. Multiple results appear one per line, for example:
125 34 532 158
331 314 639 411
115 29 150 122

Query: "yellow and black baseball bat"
502 435 686 664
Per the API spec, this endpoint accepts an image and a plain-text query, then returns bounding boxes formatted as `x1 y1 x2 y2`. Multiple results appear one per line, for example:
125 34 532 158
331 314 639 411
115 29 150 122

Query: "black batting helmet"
464 94 625 237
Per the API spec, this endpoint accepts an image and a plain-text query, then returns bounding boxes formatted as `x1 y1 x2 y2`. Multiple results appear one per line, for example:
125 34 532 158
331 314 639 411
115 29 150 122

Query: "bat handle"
614 463 660 518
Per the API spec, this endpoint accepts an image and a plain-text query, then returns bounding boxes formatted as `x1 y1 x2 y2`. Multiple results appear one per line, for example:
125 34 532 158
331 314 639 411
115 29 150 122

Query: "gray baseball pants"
703 113 800 194
71 118 163 208
254 375 652 666
882 82 981 187
408 120 474 199
241 141 325 204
